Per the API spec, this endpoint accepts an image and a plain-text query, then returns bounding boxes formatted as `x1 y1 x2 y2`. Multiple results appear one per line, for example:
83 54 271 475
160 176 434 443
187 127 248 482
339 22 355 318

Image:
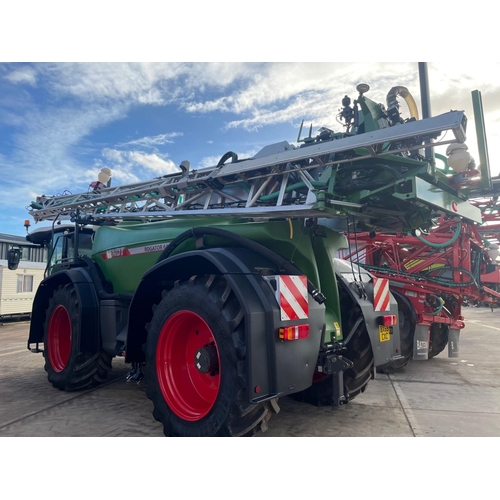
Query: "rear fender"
334 258 402 367
28 269 100 352
126 247 325 402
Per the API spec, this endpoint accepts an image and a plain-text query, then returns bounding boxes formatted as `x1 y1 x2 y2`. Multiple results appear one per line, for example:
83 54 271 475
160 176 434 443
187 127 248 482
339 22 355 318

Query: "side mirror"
7 248 21 270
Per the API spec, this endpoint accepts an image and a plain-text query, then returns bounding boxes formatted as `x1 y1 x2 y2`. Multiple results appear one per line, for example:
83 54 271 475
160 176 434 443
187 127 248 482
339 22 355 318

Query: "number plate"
379 325 391 342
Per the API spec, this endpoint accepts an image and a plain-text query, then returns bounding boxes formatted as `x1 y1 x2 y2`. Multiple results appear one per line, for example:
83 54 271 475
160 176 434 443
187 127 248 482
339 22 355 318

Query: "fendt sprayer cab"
25 82 489 437
26 224 95 275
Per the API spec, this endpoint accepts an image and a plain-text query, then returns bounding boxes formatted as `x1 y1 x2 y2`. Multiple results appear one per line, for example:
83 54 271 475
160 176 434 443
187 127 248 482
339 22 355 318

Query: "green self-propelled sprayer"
24 83 489 436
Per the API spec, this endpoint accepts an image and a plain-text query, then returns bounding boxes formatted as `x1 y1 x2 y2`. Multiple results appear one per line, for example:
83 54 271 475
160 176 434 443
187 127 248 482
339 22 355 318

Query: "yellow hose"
386 86 419 120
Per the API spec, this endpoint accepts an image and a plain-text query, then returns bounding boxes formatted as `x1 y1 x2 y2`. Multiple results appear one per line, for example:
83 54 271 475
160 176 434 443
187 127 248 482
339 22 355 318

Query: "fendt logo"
101 243 169 260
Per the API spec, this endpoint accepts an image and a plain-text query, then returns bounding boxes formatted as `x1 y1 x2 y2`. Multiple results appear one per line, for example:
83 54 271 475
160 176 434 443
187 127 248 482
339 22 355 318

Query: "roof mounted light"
98 167 112 184
446 143 472 174
90 168 113 191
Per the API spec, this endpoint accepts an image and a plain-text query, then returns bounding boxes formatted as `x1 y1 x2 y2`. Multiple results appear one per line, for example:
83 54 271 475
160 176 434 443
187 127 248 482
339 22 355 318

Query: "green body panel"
92 218 348 341
92 218 239 291
311 228 348 342
391 176 482 223
357 95 385 132
471 90 492 190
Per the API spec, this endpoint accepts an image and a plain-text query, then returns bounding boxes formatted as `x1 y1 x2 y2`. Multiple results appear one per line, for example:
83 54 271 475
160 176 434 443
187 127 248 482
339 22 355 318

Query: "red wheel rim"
156 310 221 421
47 305 72 372
312 370 328 383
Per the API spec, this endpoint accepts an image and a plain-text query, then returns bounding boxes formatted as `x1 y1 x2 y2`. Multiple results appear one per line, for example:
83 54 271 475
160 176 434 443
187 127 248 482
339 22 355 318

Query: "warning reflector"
277 275 309 321
373 278 390 312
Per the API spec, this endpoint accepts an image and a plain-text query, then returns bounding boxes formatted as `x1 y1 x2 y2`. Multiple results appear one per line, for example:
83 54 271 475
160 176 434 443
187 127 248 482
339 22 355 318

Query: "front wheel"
144 275 279 437
43 284 112 391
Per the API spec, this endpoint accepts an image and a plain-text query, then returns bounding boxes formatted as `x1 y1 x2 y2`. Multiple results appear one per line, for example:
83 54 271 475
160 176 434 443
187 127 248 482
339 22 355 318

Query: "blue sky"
1 61 500 236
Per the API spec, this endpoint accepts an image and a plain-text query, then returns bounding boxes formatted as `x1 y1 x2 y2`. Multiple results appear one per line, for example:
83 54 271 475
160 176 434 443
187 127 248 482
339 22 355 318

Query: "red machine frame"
341 215 500 367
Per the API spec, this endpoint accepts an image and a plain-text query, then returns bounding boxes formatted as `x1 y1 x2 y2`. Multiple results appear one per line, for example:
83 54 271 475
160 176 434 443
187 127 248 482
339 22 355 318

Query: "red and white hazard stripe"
373 277 390 311
277 275 309 321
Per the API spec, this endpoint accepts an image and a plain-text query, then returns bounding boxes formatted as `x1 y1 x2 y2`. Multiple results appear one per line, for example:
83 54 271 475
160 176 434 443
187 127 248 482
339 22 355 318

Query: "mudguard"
126 246 325 402
334 258 403 367
28 268 100 353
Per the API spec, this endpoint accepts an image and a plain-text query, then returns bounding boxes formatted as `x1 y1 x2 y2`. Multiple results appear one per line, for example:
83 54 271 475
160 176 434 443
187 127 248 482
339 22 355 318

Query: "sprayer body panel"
91 218 350 341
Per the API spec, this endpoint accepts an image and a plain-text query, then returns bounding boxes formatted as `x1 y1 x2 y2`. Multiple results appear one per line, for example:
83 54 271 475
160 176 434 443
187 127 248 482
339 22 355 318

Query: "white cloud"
4 66 37 86
32 62 252 106
111 168 141 184
225 90 332 131
102 148 179 176
38 62 181 104
4 103 127 195
184 63 361 114
118 132 183 148
102 148 126 164
128 151 178 174
185 62 420 132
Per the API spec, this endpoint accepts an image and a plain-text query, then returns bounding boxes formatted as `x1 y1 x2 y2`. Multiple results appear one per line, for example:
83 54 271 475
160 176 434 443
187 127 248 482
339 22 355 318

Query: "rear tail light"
378 315 397 326
279 325 310 341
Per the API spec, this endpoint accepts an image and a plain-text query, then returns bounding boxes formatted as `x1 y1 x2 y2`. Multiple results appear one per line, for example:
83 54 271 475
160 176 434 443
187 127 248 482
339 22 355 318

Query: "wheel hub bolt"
194 343 218 374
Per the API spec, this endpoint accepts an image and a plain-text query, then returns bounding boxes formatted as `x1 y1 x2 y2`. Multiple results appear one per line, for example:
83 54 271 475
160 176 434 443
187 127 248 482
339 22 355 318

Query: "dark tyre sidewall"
43 285 82 388
145 282 239 437
429 323 449 358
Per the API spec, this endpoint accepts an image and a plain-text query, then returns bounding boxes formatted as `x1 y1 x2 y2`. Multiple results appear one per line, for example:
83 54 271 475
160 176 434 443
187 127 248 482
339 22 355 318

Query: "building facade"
0 233 46 319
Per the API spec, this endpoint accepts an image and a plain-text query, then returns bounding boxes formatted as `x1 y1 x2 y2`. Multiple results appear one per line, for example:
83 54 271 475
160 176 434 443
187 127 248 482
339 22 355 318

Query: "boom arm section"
28 105 480 232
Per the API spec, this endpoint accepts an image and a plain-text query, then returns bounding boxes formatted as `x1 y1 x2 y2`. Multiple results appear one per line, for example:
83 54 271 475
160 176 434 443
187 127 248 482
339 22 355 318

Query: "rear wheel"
144 275 279 437
342 317 375 399
43 284 112 391
292 283 374 406
428 323 449 358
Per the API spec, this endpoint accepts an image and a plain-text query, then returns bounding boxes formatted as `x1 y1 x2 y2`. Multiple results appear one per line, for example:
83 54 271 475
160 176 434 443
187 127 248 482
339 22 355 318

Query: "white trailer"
0 232 46 320
0 260 45 320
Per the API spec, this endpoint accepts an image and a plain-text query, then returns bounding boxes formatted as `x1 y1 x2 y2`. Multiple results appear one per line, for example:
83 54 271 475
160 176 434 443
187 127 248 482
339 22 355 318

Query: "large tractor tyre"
292 286 374 406
43 284 112 391
377 302 415 373
144 275 279 437
428 323 449 358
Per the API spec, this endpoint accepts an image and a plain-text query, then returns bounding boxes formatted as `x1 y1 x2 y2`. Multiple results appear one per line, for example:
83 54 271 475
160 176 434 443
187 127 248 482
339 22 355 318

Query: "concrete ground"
1 306 499 437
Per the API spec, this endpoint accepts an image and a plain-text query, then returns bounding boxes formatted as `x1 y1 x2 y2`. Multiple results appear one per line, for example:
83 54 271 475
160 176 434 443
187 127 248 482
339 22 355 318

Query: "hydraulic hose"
427 294 444 316
416 223 461 248
156 226 326 304
358 263 478 288
386 86 419 120
341 316 363 346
